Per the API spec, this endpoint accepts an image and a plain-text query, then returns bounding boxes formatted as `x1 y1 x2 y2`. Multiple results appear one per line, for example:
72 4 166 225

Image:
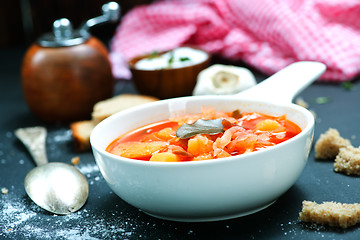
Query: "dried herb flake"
180 57 191 62
148 51 159 59
315 97 331 104
342 82 354 91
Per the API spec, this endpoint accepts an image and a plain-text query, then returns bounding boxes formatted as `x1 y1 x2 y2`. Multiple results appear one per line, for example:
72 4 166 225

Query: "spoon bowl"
15 127 89 215
90 61 326 221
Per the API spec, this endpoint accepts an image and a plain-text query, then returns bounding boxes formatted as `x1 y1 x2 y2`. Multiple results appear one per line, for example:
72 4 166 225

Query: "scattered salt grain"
0 192 140 239
52 129 72 142
78 164 99 175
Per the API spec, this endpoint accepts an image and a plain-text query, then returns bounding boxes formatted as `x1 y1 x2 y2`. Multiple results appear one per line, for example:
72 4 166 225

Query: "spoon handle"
236 61 326 104
15 127 48 166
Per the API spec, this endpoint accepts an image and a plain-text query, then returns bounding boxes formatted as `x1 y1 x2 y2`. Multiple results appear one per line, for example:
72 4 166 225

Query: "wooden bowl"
129 47 210 99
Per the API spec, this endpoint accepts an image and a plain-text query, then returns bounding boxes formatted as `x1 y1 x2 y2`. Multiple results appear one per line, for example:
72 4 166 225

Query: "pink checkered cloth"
110 0 360 82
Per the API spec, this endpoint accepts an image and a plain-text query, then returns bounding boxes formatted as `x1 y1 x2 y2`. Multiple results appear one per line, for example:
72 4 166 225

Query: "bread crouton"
314 128 351 159
299 200 360 228
71 94 159 151
70 120 95 151
334 146 360 175
92 94 159 124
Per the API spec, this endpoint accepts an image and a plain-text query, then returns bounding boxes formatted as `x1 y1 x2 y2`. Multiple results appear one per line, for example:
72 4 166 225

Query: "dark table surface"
1 47 360 240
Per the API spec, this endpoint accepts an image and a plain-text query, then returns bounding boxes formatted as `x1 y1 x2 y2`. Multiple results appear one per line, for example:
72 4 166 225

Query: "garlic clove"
193 64 257 96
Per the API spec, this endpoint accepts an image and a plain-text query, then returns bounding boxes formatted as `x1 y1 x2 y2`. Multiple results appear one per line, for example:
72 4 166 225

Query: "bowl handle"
236 61 326 104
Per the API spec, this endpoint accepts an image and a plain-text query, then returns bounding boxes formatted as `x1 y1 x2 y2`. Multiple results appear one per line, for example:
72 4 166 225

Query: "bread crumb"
71 156 80 165
1 187 8 194
314 128 351 159
334 146 360 175
295 97 309 109
299 200 360 228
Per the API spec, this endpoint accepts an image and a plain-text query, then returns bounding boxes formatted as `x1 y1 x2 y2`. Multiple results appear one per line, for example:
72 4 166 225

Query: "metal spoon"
15 126 89 215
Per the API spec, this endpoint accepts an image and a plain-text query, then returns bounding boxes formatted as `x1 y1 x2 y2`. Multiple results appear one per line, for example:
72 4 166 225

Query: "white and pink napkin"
111 0 360 82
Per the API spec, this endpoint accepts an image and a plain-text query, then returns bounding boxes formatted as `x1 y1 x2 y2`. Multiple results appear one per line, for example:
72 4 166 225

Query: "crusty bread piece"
334 146 360 175
314 128 351 159
299 200 360 228
92 94 159 124
71 94 159 151
70 120 95 151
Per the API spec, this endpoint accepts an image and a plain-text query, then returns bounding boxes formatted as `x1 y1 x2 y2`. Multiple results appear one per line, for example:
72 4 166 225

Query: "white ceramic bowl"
91 62 326 222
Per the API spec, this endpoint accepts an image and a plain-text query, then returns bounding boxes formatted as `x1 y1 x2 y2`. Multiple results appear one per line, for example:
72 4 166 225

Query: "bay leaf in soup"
176 119 224 139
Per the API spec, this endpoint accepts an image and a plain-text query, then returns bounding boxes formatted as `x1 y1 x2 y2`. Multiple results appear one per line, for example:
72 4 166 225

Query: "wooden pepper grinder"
21 2 120 122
